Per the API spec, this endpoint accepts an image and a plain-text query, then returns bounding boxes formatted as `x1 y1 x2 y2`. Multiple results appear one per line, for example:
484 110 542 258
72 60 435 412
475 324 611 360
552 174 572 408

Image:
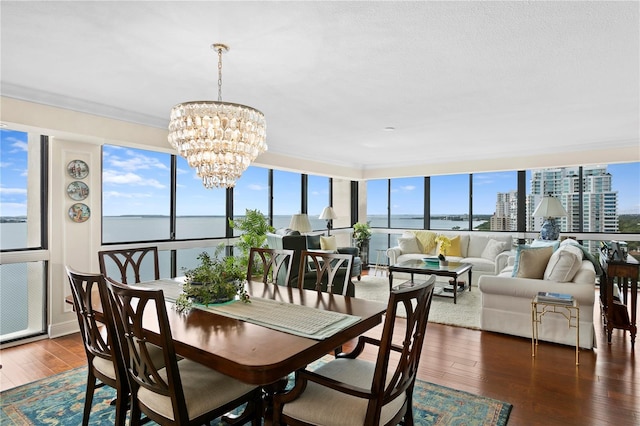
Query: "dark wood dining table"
70 279 387 386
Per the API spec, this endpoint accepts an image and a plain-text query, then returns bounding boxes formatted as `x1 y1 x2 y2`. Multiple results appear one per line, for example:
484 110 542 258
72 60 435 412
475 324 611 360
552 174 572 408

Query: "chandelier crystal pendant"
168 43 267 189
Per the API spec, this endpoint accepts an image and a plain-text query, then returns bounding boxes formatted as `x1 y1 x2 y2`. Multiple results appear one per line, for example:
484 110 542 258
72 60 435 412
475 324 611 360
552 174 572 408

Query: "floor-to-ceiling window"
307 175 330 231
273 170 302 229
430 174 472 230
102 145 172 243
0 129 47 343
390 177 424 229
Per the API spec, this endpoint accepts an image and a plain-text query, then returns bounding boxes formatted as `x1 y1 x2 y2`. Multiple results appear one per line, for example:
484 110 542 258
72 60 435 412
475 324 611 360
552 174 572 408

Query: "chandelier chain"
217 46 223 102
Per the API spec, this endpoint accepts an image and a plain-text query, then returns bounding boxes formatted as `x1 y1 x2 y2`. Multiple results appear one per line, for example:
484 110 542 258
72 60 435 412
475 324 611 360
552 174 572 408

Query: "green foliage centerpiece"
175 247 250 311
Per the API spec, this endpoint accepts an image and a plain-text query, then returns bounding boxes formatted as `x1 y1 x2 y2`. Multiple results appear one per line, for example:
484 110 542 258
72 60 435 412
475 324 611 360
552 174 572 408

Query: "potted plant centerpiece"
175 246 250 311
352 222 372 267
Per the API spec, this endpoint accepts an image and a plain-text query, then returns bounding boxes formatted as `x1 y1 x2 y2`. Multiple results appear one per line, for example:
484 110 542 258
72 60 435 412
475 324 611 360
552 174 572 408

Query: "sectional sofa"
385 230 513 286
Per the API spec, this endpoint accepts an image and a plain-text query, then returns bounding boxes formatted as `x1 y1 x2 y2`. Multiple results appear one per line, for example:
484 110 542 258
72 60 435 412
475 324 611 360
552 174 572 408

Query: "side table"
600 254 638 348
373 249 388 277
531 296 580 365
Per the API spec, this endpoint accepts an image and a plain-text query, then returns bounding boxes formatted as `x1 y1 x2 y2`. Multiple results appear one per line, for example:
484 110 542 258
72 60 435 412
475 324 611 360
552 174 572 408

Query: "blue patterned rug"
1 364 511 425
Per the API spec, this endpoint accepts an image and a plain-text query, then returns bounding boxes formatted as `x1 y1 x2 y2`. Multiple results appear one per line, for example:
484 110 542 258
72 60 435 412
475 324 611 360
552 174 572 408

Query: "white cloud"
103 170 166 188
103 190 153 199
11 141 28 152
248 184 267 191
0 187 27 195
400 185 416 191
106 150 169 172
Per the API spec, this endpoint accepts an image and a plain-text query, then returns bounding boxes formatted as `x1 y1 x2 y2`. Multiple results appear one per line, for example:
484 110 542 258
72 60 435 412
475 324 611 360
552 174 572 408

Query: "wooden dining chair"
105 279 261 426
273 276 436 426
98 246 160 284
298 250 354 296
65 267 129 426
247 247 295 285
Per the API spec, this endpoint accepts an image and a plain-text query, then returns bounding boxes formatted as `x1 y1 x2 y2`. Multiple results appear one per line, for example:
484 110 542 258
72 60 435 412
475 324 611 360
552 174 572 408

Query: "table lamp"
319 206 337 236
289 213 312 234
532 195 567 240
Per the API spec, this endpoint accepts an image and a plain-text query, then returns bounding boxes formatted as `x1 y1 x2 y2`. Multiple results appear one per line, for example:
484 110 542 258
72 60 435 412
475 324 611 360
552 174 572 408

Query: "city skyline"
1 130 640 217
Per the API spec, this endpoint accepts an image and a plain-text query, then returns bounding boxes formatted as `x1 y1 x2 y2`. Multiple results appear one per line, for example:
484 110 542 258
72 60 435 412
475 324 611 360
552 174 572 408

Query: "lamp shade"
532 196 567 218
289 214 312 233
319 206 337 220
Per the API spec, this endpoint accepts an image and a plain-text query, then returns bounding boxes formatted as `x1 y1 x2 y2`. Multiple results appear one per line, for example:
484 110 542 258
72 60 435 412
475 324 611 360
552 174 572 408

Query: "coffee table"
388 259 472 304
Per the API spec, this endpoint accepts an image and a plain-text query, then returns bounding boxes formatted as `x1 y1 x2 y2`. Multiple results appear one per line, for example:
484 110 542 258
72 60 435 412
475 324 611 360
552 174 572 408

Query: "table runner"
198 297 361 340
138 279 361 340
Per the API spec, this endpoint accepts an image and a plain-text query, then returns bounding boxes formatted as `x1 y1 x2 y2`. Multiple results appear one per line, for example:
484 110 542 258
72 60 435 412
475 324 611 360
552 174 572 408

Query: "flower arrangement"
435 235 451 260
175 248 250 312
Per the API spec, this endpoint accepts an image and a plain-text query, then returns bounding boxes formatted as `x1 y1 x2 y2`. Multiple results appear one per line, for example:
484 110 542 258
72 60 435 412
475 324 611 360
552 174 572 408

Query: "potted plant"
352 222 372 267
229 208 274 273
175 246 250 311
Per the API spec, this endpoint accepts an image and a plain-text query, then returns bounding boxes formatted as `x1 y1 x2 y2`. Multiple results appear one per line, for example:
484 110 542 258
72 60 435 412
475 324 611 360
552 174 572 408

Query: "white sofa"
386 230 513 286
478 240 598 349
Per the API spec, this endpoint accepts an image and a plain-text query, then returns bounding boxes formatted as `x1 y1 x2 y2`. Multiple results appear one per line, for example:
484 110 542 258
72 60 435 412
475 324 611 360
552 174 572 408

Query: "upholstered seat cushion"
138 359 256 421
282 358 406 426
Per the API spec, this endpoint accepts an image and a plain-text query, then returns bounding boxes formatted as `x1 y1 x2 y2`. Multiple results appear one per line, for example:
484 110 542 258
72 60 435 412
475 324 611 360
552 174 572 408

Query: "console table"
600 254 638 348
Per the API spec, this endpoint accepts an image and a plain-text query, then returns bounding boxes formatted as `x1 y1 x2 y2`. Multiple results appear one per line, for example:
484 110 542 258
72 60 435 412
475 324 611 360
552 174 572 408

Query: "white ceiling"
1 1 639 175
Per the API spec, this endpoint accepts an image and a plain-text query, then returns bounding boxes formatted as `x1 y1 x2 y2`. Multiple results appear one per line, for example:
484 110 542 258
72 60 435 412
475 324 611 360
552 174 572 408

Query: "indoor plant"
175 247 249 311
229 208 274 272
352 222 372 266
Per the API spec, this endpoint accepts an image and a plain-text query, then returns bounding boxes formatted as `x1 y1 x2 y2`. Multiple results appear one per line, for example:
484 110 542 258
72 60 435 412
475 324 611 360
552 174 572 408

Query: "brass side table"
531 296 580 365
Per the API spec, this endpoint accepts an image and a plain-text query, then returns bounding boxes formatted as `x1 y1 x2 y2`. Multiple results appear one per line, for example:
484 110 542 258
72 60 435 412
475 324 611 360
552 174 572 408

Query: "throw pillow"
306 235 321 250
544 245 584 282
409 230 437 254
481 239 506 260
398 237 421 254
320 236 337 251
448 235 462 257
512 245 554 279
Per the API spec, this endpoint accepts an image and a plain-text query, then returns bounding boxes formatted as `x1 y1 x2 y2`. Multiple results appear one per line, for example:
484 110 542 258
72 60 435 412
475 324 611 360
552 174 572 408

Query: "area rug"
355 275 482 329
1 364 511 425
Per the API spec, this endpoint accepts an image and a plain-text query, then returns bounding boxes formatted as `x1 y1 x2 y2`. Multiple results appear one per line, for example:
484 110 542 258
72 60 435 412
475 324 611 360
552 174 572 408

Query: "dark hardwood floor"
1 287 638 425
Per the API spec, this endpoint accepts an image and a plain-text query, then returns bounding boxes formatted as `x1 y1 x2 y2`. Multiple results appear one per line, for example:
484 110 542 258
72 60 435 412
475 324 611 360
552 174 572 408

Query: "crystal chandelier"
168 43 267 189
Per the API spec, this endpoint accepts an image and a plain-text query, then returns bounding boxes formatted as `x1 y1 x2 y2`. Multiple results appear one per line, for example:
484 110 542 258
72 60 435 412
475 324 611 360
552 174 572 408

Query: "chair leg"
114 390 127 426
82 373 96 426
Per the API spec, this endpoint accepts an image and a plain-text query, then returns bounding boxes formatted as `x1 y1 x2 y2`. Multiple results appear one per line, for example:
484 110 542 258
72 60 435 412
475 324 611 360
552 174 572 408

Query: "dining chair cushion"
92 356 116 380
282 358 406 425
137 359 256 422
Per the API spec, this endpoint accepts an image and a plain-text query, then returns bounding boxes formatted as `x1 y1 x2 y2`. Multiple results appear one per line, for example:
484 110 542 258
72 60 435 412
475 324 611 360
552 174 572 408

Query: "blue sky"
1 129 639 217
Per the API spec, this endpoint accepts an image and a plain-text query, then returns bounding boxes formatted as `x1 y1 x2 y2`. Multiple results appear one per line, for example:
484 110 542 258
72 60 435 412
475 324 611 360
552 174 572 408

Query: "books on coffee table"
536 292 574 304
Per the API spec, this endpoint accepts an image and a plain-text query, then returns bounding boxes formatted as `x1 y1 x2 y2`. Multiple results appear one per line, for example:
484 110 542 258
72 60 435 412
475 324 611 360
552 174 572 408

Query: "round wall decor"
68 203 90 223
67 159 89 179
66 181 89 201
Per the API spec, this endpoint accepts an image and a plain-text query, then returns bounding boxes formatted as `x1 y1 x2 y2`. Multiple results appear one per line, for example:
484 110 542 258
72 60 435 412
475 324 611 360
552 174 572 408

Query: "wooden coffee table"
388 260 472 304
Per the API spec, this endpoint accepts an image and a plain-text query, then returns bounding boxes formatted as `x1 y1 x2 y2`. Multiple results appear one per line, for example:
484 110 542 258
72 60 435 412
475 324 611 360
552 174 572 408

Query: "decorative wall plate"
67 159 89 179
68 203 90 223
66 181 89 201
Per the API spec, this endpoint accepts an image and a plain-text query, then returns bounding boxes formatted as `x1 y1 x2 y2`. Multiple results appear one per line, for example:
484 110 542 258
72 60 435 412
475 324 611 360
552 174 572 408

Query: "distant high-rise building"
491 190 517 231
491 166 619 243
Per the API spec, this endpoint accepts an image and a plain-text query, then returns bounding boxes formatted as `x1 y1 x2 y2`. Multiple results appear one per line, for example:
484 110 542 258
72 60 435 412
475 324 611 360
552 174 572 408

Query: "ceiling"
1 1 638 176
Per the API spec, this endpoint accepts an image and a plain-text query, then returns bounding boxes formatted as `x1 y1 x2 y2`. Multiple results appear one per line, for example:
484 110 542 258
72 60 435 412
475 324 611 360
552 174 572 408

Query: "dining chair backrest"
247 247 295 285
370 279 435 423
298 250 353 296
105 279 189 423
98 246 160 284
65 266 128 426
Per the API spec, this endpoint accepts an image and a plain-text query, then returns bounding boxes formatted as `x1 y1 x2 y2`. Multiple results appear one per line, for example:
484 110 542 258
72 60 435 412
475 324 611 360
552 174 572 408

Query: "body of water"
1 215 488 249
